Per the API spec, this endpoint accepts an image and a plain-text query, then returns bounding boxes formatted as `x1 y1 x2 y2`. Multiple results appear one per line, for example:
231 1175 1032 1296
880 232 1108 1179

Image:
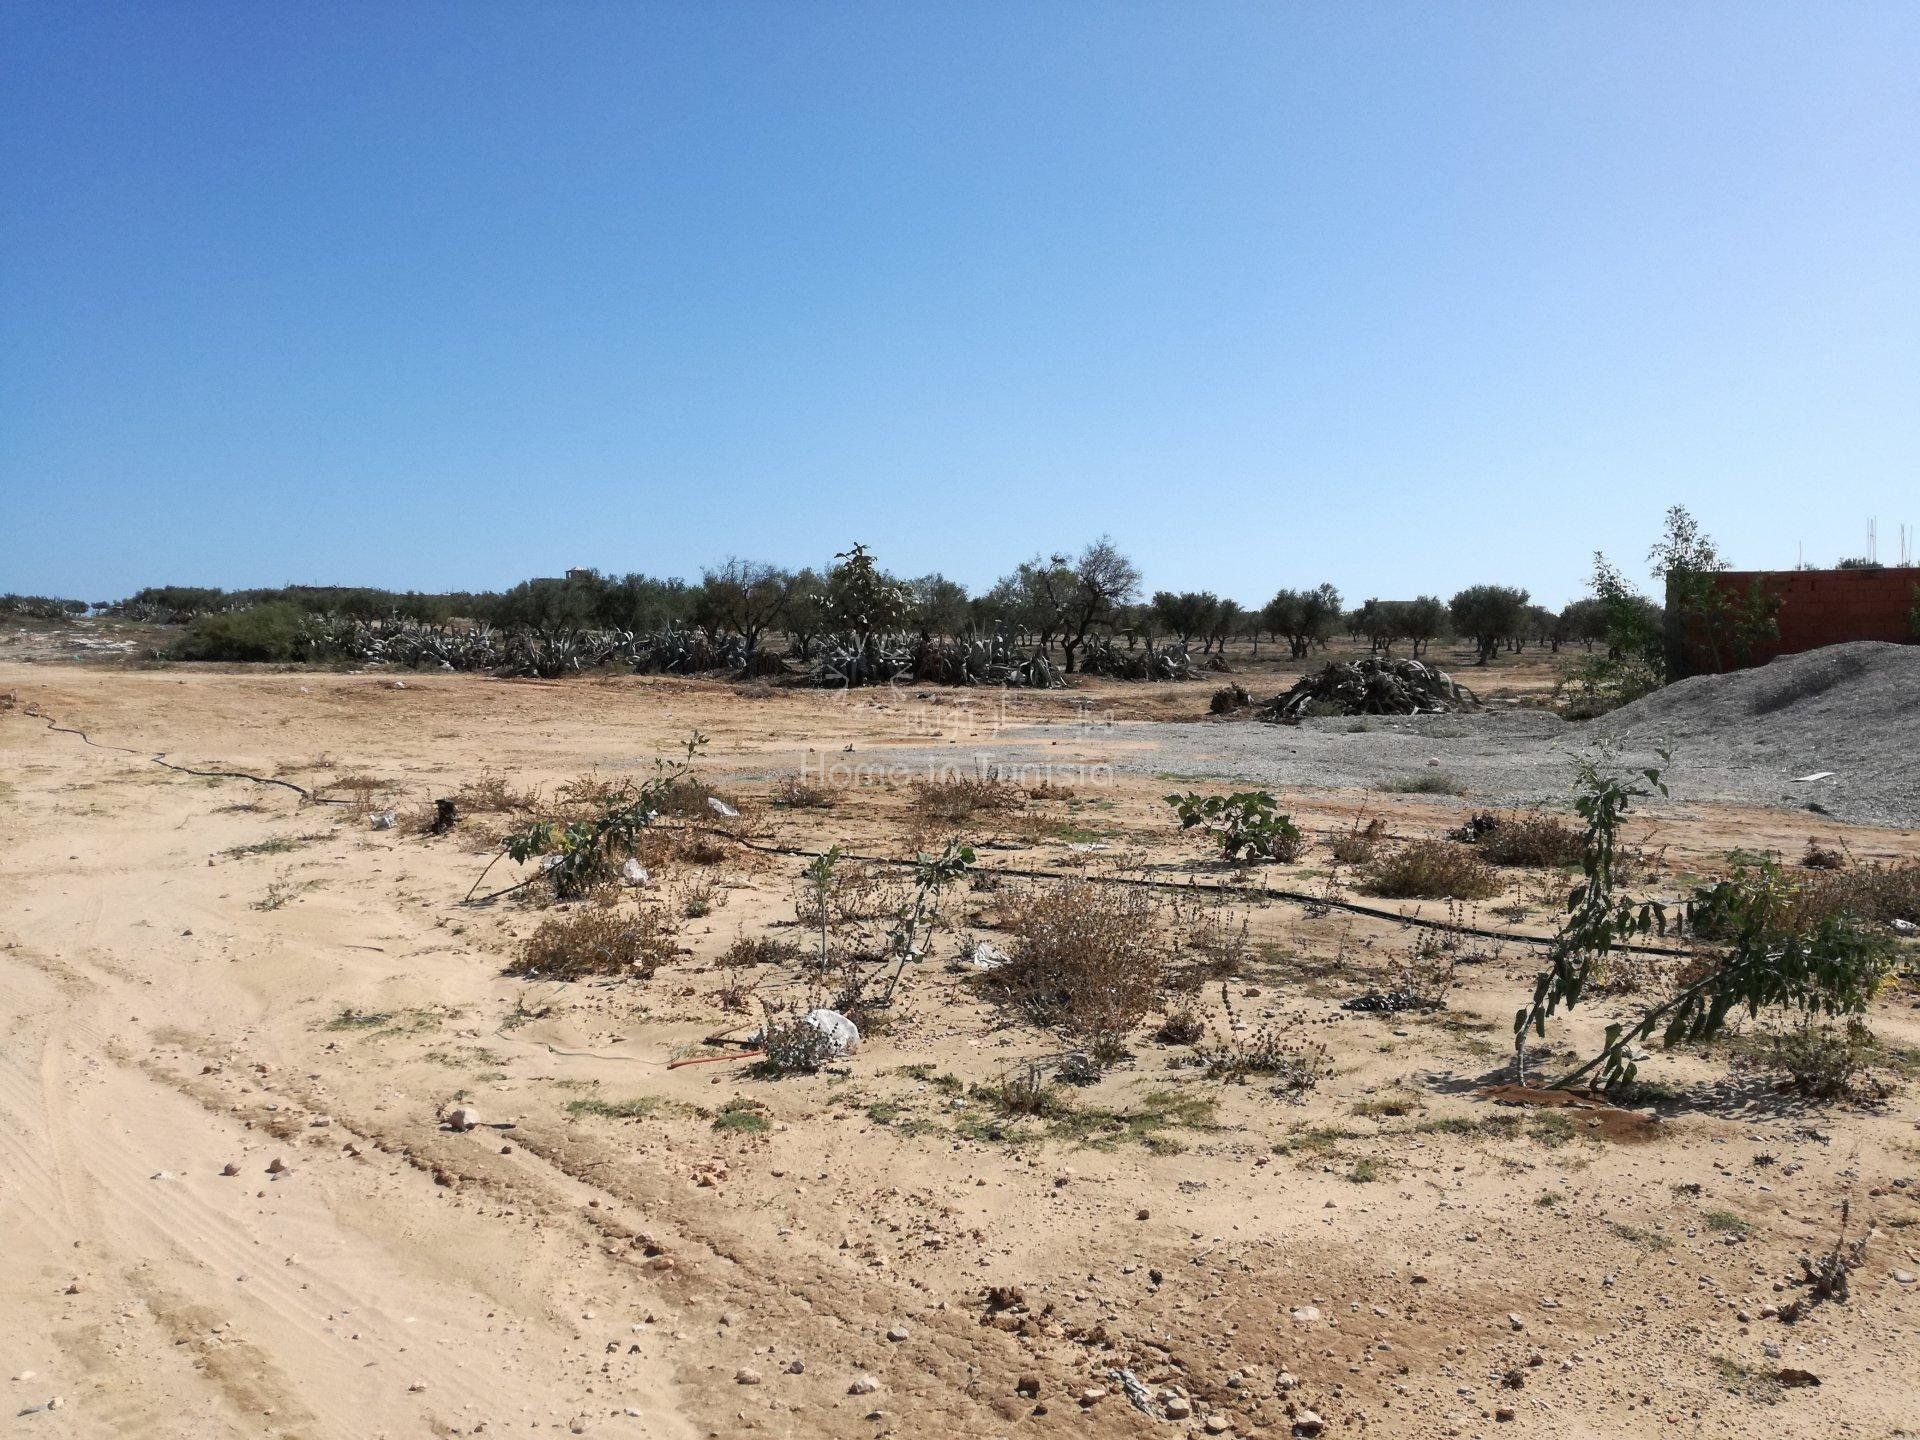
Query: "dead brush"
676 832 732 866
1198 987 1336 1095
714 952 761 1013
1383 931 1458 1009
325 773 398 817
1165 889 1255 992
771 773 835 809
1154 1006 1206 1045
1780 1201 1869 1320
1797 860 1920 927
1361 839 1501 901
909 772 1024 828
675 875 722 919
1328 815 1386 867
1469 811 1585 869
973 1062 1071 1118
1799 837 1848 871
721 933 802 969
989 880 1167 1066
1747 1015 1890 1102
453 772 540 814
755 1000 840 1075
792 860 913 930
510 901 678 980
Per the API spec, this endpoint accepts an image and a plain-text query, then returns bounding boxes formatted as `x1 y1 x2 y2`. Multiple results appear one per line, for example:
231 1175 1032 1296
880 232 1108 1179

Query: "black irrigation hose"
666 822 1701 960
20 698 1694 961
20 704 353 805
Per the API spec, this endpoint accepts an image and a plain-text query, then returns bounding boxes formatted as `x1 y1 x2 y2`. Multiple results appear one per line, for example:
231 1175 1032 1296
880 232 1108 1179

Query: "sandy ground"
4 665 1920 1440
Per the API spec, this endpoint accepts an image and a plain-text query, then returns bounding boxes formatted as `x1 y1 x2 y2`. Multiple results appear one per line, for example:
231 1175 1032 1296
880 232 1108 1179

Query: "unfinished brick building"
1670 565 1920 675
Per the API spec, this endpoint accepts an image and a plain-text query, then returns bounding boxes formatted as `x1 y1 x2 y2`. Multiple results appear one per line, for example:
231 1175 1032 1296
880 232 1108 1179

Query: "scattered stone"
1290 1306 1321 1324
734 1368 763 1386
886 1325 910 1342
220 1162 240 1177
1291 1410 1325 1437
265 1158 289 1175
1165 1395 1193 1419
1015 1375 1041 1398
848 1375 879 1396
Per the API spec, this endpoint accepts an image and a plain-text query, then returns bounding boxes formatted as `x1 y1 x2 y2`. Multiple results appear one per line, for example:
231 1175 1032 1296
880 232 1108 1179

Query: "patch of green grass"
1347 1158 1381 1183
865 1101 941 1137
1045 820 1110 845
1603 1078 1685 1106
952 1110 1038 1146
225 836 298 858
1044 1089 1219 1153
1411 1112 1523 1139
1703 1209 1751 1237
323 1006 393 1031
896 1064 964 1094
423 1046 506 1068
1527 1111 1579 1148
1709 1354 1783 1402
1352 1095 1425 1120
1274 1123 1363 1156
713 1098 772 1134
1606 1221 1674 1251
1535 1190 1563 1207
566 1095 661 1121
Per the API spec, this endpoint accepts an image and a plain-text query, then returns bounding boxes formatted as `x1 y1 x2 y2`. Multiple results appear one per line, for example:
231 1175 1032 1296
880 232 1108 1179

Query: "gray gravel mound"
820 643 1918 827
1590 642 1920 826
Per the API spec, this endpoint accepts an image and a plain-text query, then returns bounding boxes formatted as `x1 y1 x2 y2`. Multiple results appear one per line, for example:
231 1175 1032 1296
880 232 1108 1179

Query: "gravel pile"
894 642 1917 827
1597 641 1920 826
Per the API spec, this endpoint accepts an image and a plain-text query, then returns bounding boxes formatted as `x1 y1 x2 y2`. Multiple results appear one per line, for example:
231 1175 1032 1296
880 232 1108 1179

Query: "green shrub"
171 603 313 662
1473 812 1584 869
1361 840 1501 900
1165 790 1305 862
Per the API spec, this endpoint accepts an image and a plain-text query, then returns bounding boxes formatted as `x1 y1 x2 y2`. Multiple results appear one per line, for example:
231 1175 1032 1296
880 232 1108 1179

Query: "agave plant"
1078 638 1200 681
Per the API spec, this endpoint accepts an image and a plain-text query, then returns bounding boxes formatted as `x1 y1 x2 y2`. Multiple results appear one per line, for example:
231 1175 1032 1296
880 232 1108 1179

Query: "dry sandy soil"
3 664 1919 1440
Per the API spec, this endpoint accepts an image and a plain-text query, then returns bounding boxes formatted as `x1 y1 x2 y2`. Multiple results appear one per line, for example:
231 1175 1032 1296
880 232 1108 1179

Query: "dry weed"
989 880 1166 1065
1328 816 1385 867
908 772 1024 830
1362 840 1501 901
771 774 835 809
511 902 678 980
1464 811 1584 869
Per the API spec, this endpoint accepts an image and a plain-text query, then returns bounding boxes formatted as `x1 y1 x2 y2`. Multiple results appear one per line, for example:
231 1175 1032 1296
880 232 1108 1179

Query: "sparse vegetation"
991 880 1166 1064
1361 839 1501 900
1164 789 1305 863
1466 811 1584 869
511 902 678 980
1199 988 1335 1094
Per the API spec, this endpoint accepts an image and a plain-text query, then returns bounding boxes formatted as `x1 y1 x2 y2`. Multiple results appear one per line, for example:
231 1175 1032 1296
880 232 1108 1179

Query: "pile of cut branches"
1260 657 1475 720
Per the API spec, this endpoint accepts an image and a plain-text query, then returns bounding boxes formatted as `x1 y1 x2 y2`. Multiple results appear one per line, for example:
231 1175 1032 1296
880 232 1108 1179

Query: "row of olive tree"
121 510 1780 684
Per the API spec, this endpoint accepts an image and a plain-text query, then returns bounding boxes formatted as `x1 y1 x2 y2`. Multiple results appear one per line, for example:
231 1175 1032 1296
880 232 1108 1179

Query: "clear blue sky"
4 2 1916 607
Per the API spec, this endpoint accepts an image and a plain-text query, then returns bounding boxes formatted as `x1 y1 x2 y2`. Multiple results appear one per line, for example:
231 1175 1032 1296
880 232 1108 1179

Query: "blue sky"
4 2 1916 607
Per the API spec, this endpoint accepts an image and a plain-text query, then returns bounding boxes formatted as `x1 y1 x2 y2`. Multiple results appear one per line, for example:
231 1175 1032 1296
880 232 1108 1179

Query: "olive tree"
1448 584 1531 664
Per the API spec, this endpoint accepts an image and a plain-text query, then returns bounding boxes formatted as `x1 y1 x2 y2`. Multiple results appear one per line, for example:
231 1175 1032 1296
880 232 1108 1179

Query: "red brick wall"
1677 567 1920 672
